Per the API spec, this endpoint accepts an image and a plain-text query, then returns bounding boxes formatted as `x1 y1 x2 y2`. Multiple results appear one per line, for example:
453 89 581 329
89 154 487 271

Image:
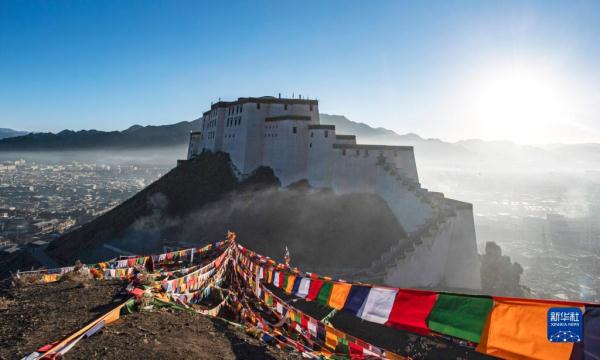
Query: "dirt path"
0 280 302 360
0 279 125 359
67 310 302 360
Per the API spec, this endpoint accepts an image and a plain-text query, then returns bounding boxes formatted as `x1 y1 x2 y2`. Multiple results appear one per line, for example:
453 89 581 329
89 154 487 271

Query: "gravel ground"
0 279 302 360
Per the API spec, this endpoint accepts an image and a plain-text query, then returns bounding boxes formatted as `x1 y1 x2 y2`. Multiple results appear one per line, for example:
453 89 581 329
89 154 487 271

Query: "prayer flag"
297 278 311 298
317 282 334 306
291 277 302 295
329 282 352 310
577 305 600 359
358 287 397 324
343 285 371 316
325 327 338 350
427 293 493 343
307 279 324 301
476 299 579 359
285 275 297 294
386 289 437 335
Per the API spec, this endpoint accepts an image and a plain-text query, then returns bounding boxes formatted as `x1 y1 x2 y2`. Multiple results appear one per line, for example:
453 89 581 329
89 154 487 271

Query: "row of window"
228 105 243 115
310 131 328 138
341 149 369 156
256 103 314 111
227 116 242 127
338 149 399 157
207 131 216 140
204 119 217 129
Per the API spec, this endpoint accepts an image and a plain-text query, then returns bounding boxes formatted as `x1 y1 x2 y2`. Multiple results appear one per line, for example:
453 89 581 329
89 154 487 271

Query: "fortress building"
187 96 481 290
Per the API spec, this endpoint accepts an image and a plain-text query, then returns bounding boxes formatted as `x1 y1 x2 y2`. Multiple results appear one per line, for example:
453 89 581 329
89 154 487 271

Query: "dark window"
324 130 328 138
310 105 313 111
342 149 346 156
284 104 288 110
310 132 314 137
356 150 360 155
240 104 243 112
293 127 297 134
257 103 261 109
309 143 312 148
239 118 242 125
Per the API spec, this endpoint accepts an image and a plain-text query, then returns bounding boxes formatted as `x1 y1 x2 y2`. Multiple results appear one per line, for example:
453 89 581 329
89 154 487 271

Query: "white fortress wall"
242 101 271 173
386 148 419 183
334 134 357 145
262 117 310 186
306 125 337 188
374 163 435 234
330 147 379 193
442 200 481 289
383 217 453 287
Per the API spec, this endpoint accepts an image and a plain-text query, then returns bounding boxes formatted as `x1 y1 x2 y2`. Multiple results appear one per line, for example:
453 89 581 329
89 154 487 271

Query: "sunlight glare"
465 64 568 143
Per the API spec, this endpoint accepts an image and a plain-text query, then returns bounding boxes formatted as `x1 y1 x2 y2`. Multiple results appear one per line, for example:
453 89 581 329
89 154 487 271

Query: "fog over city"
1 139 598 301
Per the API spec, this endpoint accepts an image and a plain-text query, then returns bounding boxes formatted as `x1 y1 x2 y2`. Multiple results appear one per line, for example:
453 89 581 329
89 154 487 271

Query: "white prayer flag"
358 287 397 324
296 278 311 298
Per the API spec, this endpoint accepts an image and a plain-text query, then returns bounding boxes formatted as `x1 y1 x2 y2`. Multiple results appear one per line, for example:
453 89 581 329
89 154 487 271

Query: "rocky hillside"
47 152 407 271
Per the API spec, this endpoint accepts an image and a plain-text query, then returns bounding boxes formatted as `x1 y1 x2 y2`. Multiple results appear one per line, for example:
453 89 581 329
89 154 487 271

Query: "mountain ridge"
0 128 29 140
1 114 598 169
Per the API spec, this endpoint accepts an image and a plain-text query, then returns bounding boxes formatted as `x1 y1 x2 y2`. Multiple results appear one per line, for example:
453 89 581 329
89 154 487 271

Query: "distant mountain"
320 114 600 170
0 121 200 151
2 114 598 170
0 128 28 140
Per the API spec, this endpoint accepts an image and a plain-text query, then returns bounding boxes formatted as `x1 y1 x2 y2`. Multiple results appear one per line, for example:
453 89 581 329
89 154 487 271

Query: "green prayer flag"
426 293 493 343
335 338 349 354
283 275 290 290
317 281 333 306
122 299 137 314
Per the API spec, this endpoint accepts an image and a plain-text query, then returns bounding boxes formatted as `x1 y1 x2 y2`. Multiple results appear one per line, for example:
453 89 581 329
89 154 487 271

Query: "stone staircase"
369 159 457 277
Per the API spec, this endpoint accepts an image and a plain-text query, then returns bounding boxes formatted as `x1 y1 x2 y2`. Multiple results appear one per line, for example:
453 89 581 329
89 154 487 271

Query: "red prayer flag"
386 289 437 335
307 279 324 301
301 315 309 329
349 341 364 358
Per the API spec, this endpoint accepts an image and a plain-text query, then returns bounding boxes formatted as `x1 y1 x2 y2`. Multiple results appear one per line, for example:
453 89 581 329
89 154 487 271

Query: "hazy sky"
1 1 599 144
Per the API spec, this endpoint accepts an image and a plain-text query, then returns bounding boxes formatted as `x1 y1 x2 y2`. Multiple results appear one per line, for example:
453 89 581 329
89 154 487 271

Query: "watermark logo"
547 307 582 343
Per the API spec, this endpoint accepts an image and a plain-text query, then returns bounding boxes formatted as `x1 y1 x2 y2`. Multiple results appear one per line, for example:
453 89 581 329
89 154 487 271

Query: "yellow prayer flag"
325 326 339 350
328 282 352 310
42 274 60 283
285 275 296 294
104 306 122 324
476 299 579 360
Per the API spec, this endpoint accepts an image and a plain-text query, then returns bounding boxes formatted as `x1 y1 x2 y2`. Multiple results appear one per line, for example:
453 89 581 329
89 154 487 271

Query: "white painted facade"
187 96 481 290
